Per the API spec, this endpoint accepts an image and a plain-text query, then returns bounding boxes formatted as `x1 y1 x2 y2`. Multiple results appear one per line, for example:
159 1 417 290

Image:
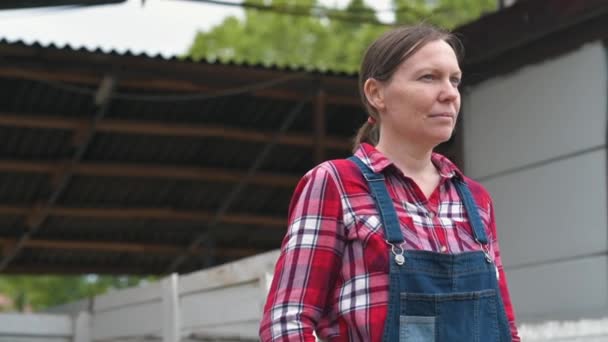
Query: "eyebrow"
415 67 462 76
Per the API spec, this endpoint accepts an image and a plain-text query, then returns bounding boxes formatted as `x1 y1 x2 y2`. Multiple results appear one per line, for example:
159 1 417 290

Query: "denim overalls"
349 156 512 342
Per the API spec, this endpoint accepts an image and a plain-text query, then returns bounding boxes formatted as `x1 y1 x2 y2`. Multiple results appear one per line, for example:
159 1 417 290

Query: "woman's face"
372 39 462 147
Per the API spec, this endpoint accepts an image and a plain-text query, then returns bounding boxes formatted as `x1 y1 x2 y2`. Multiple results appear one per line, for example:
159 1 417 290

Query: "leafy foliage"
0 275 151 311
187 0 497 72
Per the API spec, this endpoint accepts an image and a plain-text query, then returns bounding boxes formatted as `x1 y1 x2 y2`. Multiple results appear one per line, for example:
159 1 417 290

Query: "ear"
363 78 385 112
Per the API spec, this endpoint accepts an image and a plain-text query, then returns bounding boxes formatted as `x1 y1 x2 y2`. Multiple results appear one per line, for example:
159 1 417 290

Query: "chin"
427 130 454 145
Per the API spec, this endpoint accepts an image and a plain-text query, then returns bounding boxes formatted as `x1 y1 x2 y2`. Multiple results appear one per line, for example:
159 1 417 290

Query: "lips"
429 113 455 118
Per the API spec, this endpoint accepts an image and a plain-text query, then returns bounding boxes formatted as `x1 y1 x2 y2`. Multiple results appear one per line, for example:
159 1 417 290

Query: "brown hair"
353 23 464 152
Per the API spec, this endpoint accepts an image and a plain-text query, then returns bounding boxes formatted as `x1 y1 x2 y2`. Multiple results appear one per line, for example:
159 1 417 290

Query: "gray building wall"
463 41 608 322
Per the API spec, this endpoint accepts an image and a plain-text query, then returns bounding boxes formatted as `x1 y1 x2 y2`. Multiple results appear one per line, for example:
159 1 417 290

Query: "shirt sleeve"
259 164 345 342
488 200 521 342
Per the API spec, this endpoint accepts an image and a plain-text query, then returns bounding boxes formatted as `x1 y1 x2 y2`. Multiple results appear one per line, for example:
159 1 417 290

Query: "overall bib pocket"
400 289 499 342
400 315 436 341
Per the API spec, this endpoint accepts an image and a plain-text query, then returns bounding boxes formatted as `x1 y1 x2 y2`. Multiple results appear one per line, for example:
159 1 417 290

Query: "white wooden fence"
0 249 606 341
0 250 279 342
0 312 74 342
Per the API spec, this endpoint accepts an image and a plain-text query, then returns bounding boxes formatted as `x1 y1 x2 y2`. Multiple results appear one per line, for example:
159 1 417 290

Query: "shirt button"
440 245 447 252
428 212 435 219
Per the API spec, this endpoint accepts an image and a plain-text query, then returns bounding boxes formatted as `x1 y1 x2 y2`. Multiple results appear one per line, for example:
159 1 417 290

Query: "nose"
438 80 459 103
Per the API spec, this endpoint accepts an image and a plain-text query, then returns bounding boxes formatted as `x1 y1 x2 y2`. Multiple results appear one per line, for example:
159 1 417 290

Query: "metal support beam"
0 113 351 150
0 159 300 188
0 65 361 106
0 237 259 257
166 95 311 273
0 74 117 273
0 205 285 227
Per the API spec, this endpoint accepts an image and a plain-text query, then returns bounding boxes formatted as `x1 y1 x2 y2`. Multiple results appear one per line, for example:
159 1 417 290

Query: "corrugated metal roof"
0 35 366 274
0 37 357 76
0 0 126 10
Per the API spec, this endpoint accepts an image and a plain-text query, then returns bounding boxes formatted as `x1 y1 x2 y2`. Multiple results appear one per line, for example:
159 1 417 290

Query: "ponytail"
352 119 380 153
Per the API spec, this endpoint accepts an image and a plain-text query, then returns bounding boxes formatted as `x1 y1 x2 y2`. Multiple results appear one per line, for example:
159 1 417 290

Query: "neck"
375 134 436 177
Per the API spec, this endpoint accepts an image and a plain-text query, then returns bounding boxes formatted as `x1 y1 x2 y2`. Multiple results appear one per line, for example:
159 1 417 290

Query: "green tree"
0 275 150 311
393 0 496 28
320 0 385 71
187 0 497 72
188 0 368 72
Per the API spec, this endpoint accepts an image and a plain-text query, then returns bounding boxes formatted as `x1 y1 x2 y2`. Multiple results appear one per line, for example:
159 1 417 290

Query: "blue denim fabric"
349 156 512 342
400 315 436 341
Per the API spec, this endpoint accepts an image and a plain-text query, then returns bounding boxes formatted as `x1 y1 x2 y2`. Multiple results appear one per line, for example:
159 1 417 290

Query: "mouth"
428 113 455 119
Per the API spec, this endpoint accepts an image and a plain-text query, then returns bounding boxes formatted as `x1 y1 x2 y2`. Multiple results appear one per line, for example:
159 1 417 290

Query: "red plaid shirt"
260 143 520 341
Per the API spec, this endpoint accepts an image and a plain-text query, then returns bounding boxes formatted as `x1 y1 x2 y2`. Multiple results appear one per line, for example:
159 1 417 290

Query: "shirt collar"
353 143 463 179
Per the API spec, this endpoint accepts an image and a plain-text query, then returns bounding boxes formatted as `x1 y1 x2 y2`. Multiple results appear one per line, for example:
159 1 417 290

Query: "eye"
450 77 462 86
419 74 435 81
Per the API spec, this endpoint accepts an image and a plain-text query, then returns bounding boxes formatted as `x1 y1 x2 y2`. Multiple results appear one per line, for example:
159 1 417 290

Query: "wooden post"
313 87 327 164
73 311 91 342
162 274 181 342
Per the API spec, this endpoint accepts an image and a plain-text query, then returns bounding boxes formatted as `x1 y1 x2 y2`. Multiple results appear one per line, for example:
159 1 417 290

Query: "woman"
259 24 520 342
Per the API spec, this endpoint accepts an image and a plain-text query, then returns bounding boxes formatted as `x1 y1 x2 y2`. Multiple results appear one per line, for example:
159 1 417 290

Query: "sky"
0 0 394 57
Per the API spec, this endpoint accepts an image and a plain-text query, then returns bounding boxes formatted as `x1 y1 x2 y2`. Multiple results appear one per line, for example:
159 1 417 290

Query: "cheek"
410 90 437 112
382 90 407 114
389 87 428 110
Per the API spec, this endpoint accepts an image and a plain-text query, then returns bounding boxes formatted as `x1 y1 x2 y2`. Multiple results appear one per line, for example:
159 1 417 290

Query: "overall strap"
348 156 404 244
349 156 403 342
453 178 489 245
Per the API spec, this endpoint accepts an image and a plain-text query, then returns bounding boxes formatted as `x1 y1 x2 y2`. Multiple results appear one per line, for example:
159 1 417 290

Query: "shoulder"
460 175 494 215
287 159 361 220
461 176 491 198
301 158 362 186
290 158 368 203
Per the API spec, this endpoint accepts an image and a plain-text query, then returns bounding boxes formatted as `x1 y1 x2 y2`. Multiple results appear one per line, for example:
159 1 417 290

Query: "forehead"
400 40 461 72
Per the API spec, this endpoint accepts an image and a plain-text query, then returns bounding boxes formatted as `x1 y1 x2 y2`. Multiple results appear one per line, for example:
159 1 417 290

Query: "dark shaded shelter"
3 0 605 275
0 38 384 274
